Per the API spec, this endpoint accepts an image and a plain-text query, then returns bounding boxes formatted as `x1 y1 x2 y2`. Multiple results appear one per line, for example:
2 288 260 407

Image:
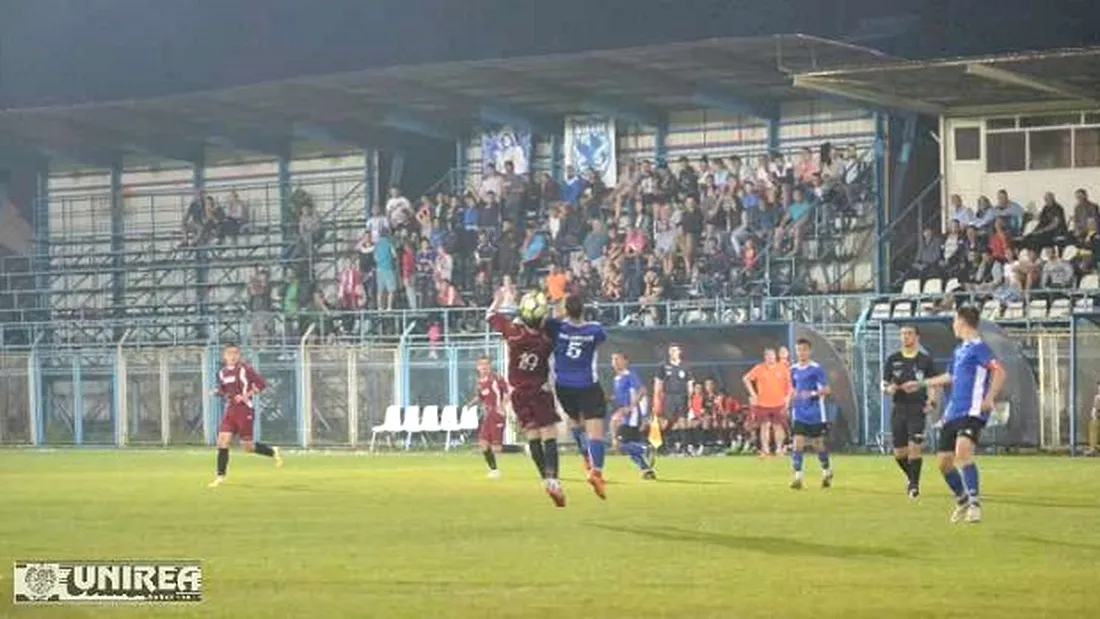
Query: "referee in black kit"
882 324 939 499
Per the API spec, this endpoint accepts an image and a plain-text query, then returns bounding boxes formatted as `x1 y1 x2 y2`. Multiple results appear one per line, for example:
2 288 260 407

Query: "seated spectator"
182 193 205 246
474 231 496 276
519 229 546 288
972 195 996 231
561 164 586 205
993 189 1024 234
943 219 965 267
1074 217 1100 274
602 261 623 301
963 249 1003 293
1006 248 1039 293
536 171 560 219
1039 247 1074 289
772 188 814 256
1073 189 1099 237
793 147 817 184
203 195 226 244
988 218 1012 263
639 268 666 307
1022 191 1068 251
948 194 973 228
436 279 464 308
582 218 609 272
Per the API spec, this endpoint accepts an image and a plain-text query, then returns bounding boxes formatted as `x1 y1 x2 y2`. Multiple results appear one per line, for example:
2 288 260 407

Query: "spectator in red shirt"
989 217 1012 262
400 240 417 309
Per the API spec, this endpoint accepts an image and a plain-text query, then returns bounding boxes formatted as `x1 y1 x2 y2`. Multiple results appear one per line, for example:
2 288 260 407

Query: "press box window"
953 127 980 161
986 132 1025 172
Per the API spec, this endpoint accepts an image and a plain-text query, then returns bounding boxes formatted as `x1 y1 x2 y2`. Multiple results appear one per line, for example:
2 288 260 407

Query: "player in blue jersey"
610 352 657 480
544 294 609 499
788 339 833 490
903 306 1004 524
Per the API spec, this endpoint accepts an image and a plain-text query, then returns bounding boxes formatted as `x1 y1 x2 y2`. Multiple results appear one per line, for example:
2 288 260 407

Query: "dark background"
2 0 1099 109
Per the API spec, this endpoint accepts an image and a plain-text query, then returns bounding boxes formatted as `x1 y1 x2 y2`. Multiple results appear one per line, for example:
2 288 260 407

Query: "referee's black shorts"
891 401 927 448
555 384 607 421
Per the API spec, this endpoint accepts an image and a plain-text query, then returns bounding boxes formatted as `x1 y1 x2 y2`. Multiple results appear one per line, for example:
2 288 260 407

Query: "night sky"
1 0 1098 109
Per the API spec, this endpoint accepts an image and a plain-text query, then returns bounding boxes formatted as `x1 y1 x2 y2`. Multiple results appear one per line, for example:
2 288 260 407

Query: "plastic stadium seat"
369 405 404 452
1021 219 1039 236
870 302 892 320
1074 297 1094 312
1080 274 1100 291
401 405 421 450
944 278 961 293
440 405 460 450
420 405 441 432
1027 298 1049 319
459 406 480 431
1002 301 1025 319
891 301 912 318
923 278 943 296
900 279 922 295
1062 245 1078 261
1048 298 1071 318
918 301 936 316
981 299 1002 319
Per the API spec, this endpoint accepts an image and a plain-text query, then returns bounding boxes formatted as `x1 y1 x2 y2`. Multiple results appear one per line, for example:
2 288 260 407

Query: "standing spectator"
519 228 546 288
561 164 587 205
385 186 413 231
1073 189 1100 237
583 218 609 272
373 230 398 311
536 171 560 220
434 245 454 294
224 190 247 244
497 222 520 282
1022 192 1068 251
280 271 301 341
678 196 704 274
182 193 205 247
676 156 699 201
354 232 376 309
471 270 495 308
413 238 436 309
474 231 496 278
497 274 519 309
203 195 226 244
479 163 504 202
365 204 390 243
479 193 502 236
247 267 272 345
336 257 364 335
772 187 813 256
400 239 417 309
545 264 568 303
297 203 322 259
501 160 527 232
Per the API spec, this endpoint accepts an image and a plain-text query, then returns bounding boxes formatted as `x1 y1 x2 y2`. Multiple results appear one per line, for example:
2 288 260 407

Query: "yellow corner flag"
647 416 664 449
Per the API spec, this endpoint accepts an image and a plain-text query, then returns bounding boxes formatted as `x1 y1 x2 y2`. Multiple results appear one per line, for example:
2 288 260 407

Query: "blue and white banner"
564 116 616 186
480 127 532 175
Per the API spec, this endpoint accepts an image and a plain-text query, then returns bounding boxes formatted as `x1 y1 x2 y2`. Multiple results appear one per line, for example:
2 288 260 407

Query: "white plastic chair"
901 279 922 296
1002 300 1025 319
944 278 961 293
981 299 1002 319
1062 245 1078 261
1080 273 1100 291
1027 298 1048 319
870 302 891 320
1048 298 1071 318
401 405 421 450
369 405 403 452
923 278 943 296
459 405 480 431
440 405 460 450
419 405 441 446
891 301 912 318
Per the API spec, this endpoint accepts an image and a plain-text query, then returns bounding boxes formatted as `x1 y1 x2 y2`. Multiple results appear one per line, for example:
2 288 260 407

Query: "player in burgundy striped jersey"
465 356 510 478
208 344 283 487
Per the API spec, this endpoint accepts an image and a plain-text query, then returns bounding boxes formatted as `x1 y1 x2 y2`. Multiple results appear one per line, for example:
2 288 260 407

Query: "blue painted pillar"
33 162 50 318
363 148 376 219
193 155 209 318
278 155 292 246
767 118 781 154
873 112 888 294
109 162 125 317
550 130 563 182
453 137 466 194
654 117 669 166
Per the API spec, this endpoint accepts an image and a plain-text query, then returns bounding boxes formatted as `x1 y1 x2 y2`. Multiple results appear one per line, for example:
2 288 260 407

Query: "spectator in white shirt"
385 186 413 230
1040 247 1075 289
948 194 973 228
364 204 389 243
479 163 504 202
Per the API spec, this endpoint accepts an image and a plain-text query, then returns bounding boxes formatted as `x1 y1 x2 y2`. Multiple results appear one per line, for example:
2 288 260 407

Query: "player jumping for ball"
465 356 509 478
545 294 610 499
488 291 567 507
788 339 833 490
208 344 283 487
902 306 1004 524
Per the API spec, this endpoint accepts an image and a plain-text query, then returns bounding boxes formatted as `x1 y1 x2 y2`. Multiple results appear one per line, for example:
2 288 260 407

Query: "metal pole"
298 323 317 449
347 347 359 447
159 350 171 447
72 354 83 446
28 334 44 446
396 321 417 408
115 329 133 447
1069 315 1077 456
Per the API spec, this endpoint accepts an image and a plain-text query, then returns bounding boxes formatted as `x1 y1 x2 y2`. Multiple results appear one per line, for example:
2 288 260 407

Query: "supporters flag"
13 560 202 604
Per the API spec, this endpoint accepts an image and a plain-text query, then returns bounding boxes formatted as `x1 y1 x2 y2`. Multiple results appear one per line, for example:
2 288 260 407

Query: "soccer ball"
518 290 549 325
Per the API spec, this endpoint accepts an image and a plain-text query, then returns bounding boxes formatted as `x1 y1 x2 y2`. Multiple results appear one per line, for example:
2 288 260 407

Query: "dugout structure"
1069 313 1100 454
877 317 1040 449
604 323 859 450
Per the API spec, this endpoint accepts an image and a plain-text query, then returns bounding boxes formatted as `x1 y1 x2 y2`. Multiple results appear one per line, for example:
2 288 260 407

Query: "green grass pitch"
1 451 1098 618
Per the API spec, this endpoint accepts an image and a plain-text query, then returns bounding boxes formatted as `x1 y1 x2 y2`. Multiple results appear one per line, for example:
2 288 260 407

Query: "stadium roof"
793 46 1100 117
0 34 890 167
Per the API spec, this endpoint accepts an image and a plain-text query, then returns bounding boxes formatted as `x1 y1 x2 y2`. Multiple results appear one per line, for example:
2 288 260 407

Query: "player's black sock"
895 456 912 482
483 448 498 471
216 448 229 476
527 439 546 479
909 457 923 487
253 442 275 457
542 438 560 479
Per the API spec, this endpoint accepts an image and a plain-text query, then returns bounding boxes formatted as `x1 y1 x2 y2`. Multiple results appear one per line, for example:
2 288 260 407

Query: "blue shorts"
376 270 397 293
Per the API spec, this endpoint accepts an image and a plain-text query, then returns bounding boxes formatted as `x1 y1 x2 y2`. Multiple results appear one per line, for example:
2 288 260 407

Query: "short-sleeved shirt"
790 362 829 424
945 339 999 422
655 362 693 402
745 362 791 408
488 313 553 393
884 350 939 407
544 318 606 388
613 369 645 427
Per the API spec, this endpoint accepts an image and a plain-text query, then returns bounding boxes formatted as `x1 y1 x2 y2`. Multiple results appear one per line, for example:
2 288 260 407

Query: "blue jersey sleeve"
815 366 829 390
593 323 607 345
629 371 643 396
972 341 997 369
543 317 563 339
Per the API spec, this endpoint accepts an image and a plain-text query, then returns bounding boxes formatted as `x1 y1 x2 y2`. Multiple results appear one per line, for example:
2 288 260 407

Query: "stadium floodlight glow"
964 63 1100 103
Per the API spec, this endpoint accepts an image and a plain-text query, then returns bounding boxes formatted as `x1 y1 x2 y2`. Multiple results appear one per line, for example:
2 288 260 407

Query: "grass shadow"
589 523 905 560
1009 533 1100 553
984 495 1100 510
650 478 737 486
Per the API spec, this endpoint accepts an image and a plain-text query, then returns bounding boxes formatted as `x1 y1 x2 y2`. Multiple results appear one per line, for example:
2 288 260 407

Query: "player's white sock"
793 471 804 481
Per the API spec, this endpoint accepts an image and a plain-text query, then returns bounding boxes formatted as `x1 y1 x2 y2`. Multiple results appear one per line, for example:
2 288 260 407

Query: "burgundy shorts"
478 412 506 444
219 406 255 440
751 405 787 426
511 390 559 430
